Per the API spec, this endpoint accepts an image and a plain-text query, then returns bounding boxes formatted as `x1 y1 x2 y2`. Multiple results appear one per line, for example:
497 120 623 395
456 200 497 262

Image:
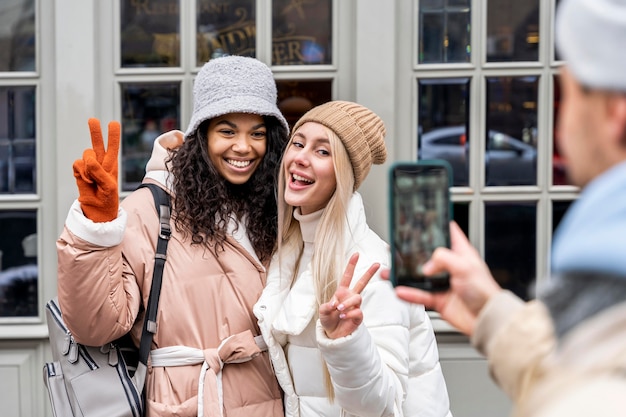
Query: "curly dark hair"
168 116 288 264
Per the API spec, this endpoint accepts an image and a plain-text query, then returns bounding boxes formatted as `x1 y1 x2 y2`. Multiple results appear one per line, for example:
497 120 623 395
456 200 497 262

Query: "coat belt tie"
150 330 267 417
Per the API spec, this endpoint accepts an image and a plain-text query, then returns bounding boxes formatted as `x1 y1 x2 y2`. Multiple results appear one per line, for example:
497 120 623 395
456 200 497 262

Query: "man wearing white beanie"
385 1 626 416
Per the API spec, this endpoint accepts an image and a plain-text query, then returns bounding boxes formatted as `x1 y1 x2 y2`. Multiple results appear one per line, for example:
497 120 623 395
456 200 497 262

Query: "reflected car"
418 125 537 186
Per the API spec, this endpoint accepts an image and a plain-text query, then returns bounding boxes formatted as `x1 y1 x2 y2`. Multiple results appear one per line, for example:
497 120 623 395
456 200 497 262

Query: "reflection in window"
485 202 536 300
0 87 36 194
554 0 562 61
419 0 471 64
552 75 570 185
486 76 538 186
196 0 255 65
453 202 469 237
121 83 180 191
487 0 539 62
121 0 180 68
272 0 332 65
0 211 37 317
418 78 470 187
0 0 35 72
276 80 332 129
552 200 571 234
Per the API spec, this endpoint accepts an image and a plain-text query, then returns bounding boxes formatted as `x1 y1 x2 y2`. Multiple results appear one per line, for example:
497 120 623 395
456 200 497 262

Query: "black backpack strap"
135 183 171 365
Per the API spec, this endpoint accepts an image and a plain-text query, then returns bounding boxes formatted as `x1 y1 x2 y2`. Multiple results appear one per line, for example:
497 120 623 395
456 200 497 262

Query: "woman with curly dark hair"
57 55 289 416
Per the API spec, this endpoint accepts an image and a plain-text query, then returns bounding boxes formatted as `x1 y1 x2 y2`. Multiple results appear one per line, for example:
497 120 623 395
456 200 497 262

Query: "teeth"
228 159 251 168
293 174 313 183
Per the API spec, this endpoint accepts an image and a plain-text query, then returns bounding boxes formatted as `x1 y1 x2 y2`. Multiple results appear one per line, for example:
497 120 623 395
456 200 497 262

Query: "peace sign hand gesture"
319 253 381 339
73 118 121 223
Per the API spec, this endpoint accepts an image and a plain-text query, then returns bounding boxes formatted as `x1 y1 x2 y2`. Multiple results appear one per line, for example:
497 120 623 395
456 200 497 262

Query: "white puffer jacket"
254 193 452 417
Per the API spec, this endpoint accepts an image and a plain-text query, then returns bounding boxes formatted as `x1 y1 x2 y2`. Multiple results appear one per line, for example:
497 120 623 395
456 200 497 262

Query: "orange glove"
73 118 120 223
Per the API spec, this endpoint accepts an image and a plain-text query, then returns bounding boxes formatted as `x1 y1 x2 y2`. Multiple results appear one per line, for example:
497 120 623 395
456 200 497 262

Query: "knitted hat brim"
184 95 289 139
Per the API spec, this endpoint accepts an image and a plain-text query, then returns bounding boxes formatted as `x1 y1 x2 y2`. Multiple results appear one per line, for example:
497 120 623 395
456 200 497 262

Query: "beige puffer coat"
472 291 626 417
56 132 283 417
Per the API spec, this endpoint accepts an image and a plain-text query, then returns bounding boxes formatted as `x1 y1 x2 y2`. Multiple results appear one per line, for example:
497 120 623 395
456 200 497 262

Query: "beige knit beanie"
291 101 387 190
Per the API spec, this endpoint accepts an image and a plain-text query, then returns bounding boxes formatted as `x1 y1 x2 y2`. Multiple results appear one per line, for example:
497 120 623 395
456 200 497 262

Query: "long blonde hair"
276 125 355 400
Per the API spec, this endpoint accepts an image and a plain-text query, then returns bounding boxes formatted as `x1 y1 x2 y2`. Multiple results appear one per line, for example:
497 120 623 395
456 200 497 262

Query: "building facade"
0 0 572 415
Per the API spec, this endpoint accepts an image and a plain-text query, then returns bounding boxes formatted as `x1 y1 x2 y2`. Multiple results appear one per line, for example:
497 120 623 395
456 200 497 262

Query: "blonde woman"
254 101 452 417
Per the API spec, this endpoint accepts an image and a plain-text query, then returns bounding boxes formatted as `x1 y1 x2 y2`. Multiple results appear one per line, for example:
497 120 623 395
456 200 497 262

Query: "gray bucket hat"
185 56 289 138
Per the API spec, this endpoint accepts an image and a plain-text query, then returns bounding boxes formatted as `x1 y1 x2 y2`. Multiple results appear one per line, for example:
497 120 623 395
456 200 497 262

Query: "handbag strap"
136 183 171 365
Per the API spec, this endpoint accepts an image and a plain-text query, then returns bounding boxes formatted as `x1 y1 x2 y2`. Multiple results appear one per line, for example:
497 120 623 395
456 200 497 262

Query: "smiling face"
283 122 338 214
205 113 267 185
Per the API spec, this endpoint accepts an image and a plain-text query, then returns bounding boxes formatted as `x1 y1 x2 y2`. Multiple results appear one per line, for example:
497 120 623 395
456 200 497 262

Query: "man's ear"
606 94 626 147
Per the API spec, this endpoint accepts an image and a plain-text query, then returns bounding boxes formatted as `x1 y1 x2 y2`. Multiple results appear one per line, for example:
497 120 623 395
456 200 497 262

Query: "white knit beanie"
185 56 289 138
556 0 626 91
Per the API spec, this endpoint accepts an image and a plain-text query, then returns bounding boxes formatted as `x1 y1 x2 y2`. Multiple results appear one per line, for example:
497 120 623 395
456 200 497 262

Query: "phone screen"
389 162 451 291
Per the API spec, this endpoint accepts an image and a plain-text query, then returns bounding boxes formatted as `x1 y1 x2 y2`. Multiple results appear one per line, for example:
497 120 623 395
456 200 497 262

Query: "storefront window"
0 0 35 72
121 0 181 68
485 202 536 300
417 78 470 187
272 0 332 65
0 210 37 317
418 0 471 64
552 74 570 185
485 76 538 186
276 80 332 129
453 201 469 236
196 0 256 65
120 82 180 191
552 200 571 233
486 0 539 62
0 86 36 194
554 0 562 61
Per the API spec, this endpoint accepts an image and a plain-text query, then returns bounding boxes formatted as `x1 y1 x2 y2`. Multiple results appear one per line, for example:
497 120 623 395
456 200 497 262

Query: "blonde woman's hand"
319 253 380 339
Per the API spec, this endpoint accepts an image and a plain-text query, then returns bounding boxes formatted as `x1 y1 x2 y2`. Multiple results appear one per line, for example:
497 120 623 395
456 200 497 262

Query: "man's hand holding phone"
382 221 502 336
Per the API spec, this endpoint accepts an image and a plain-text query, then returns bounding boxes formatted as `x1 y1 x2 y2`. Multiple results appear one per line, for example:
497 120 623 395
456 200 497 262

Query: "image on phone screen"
390 162 451 291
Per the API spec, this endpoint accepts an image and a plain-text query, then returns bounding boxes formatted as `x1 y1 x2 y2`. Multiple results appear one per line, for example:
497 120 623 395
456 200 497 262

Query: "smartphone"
389 160 452 291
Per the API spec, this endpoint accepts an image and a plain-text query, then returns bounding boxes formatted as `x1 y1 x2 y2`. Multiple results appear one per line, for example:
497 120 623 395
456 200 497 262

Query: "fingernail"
330 299 337 308
339 313 346 319
337 303 345 311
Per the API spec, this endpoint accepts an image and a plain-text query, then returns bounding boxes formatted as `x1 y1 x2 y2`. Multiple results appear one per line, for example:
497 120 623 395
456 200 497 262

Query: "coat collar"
271 193 369 335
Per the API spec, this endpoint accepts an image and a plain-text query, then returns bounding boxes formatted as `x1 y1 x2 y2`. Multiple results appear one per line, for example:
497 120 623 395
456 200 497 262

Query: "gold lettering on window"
197 10 256 60
130 0 179 16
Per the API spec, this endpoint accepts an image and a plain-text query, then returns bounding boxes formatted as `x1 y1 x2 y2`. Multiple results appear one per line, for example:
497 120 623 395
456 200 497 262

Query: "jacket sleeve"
56 190 156 346
471 290 556 402
403 304 452 417
316 277 409 417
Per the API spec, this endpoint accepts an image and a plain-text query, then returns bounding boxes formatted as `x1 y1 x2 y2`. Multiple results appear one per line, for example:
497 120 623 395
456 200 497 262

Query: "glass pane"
486 0 539 62
552 200 571 233
419 4 471 64
0 0 35 72
196 0 256 64
552 75 570 185
272 0 332 65
418 78 470 187
277 80 332 130
452 201 469 237
0 86 36 194
421 0 444 9
0 210 38 317
485 76 538 186
554 0 562 61
121 83 180 191
121 0 180 68
485 202 536 300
